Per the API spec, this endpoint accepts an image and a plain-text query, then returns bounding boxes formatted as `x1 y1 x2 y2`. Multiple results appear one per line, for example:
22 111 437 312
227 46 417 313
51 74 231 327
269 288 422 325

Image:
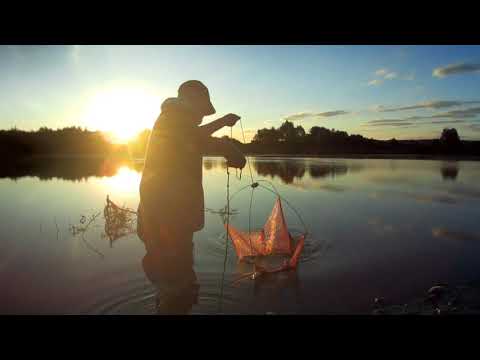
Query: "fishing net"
226 197 305 272
103 195 137 244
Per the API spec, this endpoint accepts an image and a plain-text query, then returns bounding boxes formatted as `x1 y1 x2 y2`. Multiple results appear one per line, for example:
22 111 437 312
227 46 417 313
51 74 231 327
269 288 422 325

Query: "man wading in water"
137 80 246 314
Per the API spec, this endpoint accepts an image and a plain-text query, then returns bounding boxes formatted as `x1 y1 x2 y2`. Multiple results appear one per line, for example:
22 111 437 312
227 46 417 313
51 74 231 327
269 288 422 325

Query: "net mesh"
226 197 304 268
103 196 137 244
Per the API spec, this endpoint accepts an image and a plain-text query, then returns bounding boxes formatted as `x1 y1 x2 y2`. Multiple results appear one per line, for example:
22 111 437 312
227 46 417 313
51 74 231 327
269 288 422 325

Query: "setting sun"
81 87 160 143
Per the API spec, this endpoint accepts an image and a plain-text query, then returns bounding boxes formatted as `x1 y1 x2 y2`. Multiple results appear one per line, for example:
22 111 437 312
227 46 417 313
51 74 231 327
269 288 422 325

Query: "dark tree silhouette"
0 127 115 157
2 123 479 160
279 121 297 142
252 127 281 144
246 121 479 157
440 128 460 146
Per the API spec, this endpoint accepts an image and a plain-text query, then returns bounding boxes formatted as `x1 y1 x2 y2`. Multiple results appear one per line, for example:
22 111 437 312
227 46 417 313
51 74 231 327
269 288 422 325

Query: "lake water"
1 157 480 314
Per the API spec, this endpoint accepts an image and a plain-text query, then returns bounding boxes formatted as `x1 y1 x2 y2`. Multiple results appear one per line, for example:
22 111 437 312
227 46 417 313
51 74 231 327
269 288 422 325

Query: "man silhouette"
137 80 246 314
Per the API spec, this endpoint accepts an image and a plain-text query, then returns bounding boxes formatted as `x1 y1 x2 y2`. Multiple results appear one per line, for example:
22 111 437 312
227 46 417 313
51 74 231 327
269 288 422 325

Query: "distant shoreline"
244 153 480 161
19 153 480 162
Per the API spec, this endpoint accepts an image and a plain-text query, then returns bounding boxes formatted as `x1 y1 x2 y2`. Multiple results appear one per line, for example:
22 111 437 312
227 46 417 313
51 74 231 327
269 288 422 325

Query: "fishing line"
218 166 230 313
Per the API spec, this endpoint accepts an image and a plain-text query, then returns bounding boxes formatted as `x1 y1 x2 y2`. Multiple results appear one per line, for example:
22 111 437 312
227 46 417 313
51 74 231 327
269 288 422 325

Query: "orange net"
225 197 305 271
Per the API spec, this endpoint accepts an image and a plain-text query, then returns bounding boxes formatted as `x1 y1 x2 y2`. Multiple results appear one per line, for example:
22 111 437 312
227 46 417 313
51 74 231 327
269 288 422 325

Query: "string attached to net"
218 119 254 313
217 119 308 313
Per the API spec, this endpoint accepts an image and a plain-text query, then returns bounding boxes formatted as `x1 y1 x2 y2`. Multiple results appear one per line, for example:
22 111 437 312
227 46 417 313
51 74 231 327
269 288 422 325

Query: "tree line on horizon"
242 120 477 156
1 127 117 157
1 121 479 159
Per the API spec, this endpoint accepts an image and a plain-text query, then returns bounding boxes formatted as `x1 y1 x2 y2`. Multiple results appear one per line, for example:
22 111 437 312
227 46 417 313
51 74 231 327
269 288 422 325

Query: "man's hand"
221 113 241 127
226 153 246 169
225 143 246 169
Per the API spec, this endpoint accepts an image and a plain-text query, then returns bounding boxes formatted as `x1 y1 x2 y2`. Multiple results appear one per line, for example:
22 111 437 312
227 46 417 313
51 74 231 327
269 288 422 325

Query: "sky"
1 45 480 142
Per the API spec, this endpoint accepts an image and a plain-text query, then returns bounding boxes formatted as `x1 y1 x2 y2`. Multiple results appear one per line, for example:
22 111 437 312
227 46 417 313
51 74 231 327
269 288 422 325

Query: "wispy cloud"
363 121 415 127
384 72 397 79
430 120 467 125
378 100 480 112
367 119 406 124
368 68 412 86
434 107 480 119
374 68 397 79
363 107 480 128
364 115 432 126
368 79 383 86
370 105 385 112
433 62 480 78
317 110 349 117
284 110 349 121
284 112 314 121
375 69 388 77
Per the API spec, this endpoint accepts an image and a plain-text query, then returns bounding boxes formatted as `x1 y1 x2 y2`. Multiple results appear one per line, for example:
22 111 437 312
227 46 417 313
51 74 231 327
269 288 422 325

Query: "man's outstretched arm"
199 114 241 137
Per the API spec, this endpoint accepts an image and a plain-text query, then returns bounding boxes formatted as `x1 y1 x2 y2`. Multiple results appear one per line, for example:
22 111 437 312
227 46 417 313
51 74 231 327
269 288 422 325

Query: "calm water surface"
1 157 480 314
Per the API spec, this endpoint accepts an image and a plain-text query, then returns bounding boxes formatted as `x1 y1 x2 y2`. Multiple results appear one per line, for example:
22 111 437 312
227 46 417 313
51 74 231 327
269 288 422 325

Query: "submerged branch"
69 211 104 258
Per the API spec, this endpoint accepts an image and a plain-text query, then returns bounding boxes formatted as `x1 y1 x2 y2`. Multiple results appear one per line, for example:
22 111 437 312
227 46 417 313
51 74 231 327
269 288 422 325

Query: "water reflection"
101 166 141 195
308 162 348 179
370 190 458 205
233 256 303 313
1 157 142 181
252 159 349 184
2 156 480 314
253 160 306 184
203 158 227 170
253 267 300 293
4 157 354 187
441 162 459 181
0 157 470 190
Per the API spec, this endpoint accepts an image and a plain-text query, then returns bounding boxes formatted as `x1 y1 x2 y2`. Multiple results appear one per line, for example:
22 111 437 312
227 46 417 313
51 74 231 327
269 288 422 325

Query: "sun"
81 87 160 143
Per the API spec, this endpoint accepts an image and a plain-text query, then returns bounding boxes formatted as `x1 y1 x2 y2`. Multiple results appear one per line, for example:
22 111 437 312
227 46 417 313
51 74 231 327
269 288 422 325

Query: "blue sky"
1 45 480 142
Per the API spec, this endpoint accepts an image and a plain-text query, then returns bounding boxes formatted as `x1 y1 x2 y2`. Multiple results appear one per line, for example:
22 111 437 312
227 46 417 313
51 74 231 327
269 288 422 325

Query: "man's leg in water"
141 226 199 314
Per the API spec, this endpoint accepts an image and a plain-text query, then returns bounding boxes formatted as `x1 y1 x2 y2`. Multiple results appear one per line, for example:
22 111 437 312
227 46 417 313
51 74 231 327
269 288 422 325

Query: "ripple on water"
81 271 252 315
82 228 327 315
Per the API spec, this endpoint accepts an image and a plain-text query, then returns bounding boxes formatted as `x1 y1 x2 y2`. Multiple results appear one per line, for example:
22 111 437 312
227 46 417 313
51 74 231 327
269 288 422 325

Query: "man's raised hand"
221 113 241 127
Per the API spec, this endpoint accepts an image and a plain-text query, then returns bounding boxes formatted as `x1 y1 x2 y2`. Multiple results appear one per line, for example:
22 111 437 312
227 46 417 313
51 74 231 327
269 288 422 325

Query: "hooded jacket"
138 97 209 235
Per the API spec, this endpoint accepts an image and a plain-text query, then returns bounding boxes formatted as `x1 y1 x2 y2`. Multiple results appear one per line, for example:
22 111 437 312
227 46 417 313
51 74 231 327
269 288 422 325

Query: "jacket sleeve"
201 136 246 169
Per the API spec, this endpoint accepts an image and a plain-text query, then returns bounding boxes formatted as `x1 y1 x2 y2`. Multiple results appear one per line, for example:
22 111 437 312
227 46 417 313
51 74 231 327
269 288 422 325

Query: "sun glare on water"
99 165 142 198
81 88 160 143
